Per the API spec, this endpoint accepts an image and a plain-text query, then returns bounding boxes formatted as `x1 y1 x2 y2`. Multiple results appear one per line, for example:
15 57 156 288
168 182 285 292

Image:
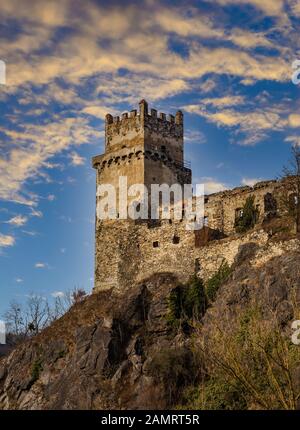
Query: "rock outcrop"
0 273 184 410
1 236 300 410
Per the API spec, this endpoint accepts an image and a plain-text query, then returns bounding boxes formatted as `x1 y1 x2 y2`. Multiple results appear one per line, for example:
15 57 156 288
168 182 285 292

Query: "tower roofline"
104 100 183 126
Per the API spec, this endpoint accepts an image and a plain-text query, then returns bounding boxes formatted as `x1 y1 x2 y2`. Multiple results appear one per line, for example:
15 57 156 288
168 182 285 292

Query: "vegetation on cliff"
1 230 300 410
235 195 259 233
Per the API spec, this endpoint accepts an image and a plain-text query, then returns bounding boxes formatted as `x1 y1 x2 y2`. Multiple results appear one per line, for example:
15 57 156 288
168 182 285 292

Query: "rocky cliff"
1 233 300 410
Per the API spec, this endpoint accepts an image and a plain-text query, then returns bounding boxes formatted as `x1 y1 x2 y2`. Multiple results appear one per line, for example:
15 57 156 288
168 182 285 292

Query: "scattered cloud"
81 106 113 119
15 278 23 283
201 96 245 108
0 0 297 210
184 96 297 146
51 291 65 298
35 262 47 268
200 177 227 194
0 233 15 248
69 151 86 166
185 130 206 144
0 117 102 206
285 136 300 147
30 209 43 218
241 177 262 187
6 214 28 227
21 230 38 236
47 194 56 201
288 114 300 128
59 215 72 223
67 176 77 184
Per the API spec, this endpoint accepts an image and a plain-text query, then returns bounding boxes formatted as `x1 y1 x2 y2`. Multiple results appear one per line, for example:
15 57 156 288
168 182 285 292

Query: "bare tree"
49 288 87 322
3 287 88 344
71 288 87 304
281 145 300 232
4 295 51 338
25 295 51 335
3 300 26 337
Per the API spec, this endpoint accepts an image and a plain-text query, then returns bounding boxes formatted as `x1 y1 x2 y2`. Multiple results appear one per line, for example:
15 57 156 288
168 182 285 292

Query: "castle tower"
92 100 192 292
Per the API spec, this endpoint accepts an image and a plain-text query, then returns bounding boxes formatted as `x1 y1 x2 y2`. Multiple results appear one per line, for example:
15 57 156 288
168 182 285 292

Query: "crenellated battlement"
105 100 183 127
104 100 184 153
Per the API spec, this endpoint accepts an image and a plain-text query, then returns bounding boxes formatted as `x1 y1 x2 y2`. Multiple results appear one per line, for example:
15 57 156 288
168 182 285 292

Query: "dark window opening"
172 235 180 244
161 145 166 152
153 241 159 248
264 193 277 213
195 258 201 272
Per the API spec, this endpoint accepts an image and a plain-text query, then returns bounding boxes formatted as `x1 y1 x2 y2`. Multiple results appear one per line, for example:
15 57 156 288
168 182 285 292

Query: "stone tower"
92 100 192 292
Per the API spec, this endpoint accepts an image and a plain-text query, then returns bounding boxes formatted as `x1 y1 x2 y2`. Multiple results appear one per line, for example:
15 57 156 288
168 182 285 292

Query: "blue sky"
0 0 300 315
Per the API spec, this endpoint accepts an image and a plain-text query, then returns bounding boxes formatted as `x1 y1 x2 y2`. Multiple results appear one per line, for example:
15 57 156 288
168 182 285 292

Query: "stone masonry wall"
94 214 300 294
92 101 297 294
204 179 288 234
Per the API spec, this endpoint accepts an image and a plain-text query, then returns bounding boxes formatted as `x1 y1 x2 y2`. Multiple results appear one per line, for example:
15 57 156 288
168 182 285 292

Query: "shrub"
182 378 247 410
184 275 207 320
235 195 258 233
31 358 43 383
206 260 231 302
148 347 201 404
198 307 300 409
167 276 207 328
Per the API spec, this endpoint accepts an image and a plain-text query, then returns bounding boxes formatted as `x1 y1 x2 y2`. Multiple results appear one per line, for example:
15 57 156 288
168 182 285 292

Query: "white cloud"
241 177 262 187
0 0 297 207
183 96 295 146
35 262 47 268
22 230 38 236
15 278 23 283
0 233 15 248
47 194 56 201
0 117 102 206
69 151 86 166
82 105 114 119
30 209 43 218
51 291 65 298
201 96 245 108
6 214 28 227
200 177 227 194
288 114 300 128
185 130 206 144
285 136 300 146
